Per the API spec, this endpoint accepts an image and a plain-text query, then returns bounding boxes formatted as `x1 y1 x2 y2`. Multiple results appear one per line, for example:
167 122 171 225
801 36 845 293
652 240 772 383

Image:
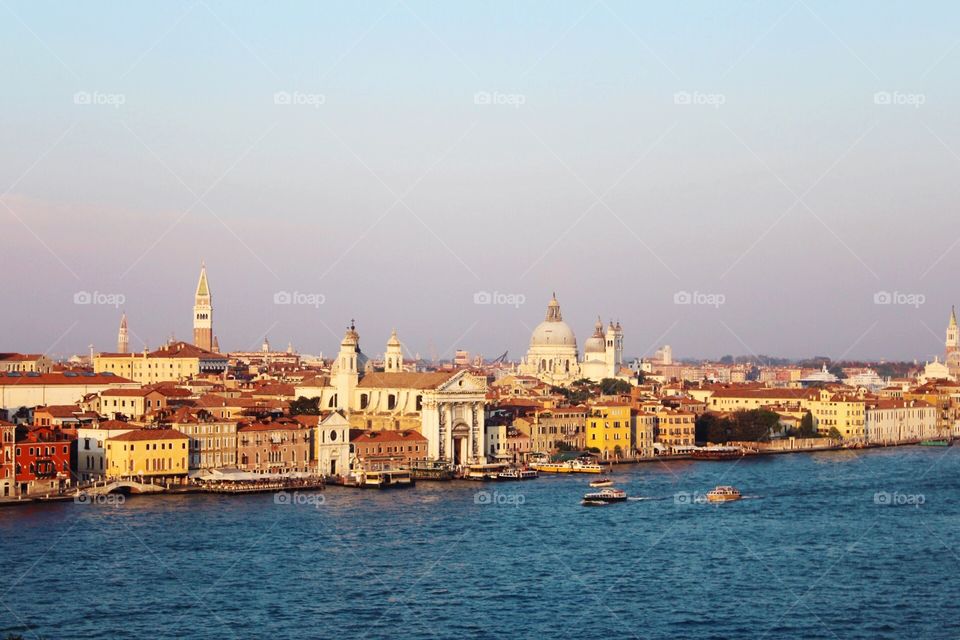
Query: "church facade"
295 323 488 466
518 294 626 386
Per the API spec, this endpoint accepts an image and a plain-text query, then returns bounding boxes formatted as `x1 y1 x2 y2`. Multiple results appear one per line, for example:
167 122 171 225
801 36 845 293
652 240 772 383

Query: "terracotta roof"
35 405 83 418
238 419 311 433
108 428 187 442
0 372 135 385
357 371 456 389
351 429 427 443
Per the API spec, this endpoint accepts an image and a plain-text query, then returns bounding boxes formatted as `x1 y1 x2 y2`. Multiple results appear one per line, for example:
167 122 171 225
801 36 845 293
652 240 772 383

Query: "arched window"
329 394 338 408
388 394 397 410
360 394 369 409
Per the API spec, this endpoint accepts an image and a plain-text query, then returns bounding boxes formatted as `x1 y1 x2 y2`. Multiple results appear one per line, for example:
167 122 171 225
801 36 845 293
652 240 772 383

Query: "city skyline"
6 1 960 360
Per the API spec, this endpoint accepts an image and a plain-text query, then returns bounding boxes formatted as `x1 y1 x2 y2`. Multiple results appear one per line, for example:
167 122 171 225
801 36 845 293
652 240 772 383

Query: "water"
2 446 959 640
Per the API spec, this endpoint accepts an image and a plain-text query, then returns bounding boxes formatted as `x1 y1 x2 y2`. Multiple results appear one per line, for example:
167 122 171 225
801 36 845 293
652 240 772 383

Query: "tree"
599 378 631 395
289 396 321 416
828 427 843 440
798 412 817 438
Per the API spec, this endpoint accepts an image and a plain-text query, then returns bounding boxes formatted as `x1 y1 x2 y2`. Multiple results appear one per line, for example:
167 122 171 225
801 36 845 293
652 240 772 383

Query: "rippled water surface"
2 446 960 639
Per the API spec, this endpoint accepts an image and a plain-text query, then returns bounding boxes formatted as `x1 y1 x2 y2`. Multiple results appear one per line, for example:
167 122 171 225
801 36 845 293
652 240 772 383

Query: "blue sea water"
2 446 960 640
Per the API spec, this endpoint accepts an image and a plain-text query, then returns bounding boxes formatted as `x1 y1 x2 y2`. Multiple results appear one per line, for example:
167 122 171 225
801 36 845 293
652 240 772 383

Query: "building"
105 429 189 482
947 307 960 376
193 262 215 352
290 412 351 478
864 399 937 444
633 411 656 458
33 405 98 429
0 372 138 413
807 389 866 440
350 429 429 471
15 426 73 496
654 409 696 452
1 419 14 497
168 409 238 472
94 341 228 384
76 420 140 482
586 403 632 459
580 318 624 382
0 353 54 374
97 387 173 420
117 312 129 354
296 323 488 466
237 418 315 475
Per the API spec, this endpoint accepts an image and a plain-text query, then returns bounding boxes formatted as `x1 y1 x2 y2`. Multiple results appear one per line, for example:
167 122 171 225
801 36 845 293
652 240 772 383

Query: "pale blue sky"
3 1 960 362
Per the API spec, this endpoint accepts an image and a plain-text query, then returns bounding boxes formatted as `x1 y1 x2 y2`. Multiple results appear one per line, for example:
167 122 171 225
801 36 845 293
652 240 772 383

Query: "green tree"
289 396 321 416
798 412 817 437
599 378 631 395
828 427 843 440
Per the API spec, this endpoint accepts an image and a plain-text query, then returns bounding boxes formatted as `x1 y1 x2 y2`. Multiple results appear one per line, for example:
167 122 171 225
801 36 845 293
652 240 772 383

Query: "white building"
76 421 140 482
518 294 626 386
316 412 351 477
0 372 139 413
864 399 937 444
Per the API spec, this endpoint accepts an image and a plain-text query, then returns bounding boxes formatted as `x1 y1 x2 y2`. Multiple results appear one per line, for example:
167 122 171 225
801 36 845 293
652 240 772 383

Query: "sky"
3 0 960 364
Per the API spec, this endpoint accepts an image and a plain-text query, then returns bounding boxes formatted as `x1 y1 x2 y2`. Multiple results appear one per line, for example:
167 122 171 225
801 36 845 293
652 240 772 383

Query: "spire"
196 262 210 299
950 306 957 328
545 293 563 322
117 312 129 354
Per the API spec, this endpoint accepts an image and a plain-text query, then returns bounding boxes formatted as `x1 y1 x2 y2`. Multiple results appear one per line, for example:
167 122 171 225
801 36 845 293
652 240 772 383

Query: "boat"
692 446 750 460
589 477 614 488
463 463 506 481
919 439 952 447
705 485 741 503
361 470 415 489
582 488 627 504
518 468 539 480
497 469 520 481
532 459 603 474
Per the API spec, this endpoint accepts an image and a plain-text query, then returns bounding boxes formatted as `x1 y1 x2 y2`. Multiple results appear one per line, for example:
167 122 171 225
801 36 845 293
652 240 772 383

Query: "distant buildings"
518 294 626 386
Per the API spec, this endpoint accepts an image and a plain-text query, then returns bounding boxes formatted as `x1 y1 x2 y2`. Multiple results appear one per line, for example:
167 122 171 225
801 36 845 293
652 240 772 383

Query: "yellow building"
94 341 227 384
654 409 696 452
806 389 865 440
586 403 632 459
105 428 189 481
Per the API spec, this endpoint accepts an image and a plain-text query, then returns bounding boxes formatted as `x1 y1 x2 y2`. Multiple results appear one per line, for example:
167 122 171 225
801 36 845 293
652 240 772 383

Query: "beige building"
0 372 139 412
94 341 228 384
168 409 238 471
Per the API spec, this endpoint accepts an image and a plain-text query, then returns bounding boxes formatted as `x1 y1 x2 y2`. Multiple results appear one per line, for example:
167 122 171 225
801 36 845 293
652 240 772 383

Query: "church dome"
529 293 577 348
583 317 605 355
530 320 577 347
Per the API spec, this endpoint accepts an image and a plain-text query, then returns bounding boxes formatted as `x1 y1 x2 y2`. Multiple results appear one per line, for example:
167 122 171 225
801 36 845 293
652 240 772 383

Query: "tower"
947 306 959 355
604 320 623 374
333 320 361 411
385 329 403 373
117 312 129 354
193 262 213 351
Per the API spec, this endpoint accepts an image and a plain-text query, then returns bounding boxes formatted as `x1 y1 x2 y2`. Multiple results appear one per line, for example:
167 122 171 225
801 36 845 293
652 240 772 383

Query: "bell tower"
333 320 361 411
117 312 129 354
193 261 213 351
385 329 404 373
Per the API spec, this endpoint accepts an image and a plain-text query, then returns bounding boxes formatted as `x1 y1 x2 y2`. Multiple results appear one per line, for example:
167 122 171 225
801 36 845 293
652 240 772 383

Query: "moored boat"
692 446 749 460
532 459 603 474
589 477 614 488
518 468 539 480
361 470 415 489
582 488 627 504
705 485 741 503
919 439 951 447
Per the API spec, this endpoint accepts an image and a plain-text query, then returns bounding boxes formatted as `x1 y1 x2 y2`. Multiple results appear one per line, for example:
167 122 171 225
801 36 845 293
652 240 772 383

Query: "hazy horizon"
4 1 960 363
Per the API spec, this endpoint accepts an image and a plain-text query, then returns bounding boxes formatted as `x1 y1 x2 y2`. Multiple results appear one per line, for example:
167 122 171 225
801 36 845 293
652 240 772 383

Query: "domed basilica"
518 293 624 386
